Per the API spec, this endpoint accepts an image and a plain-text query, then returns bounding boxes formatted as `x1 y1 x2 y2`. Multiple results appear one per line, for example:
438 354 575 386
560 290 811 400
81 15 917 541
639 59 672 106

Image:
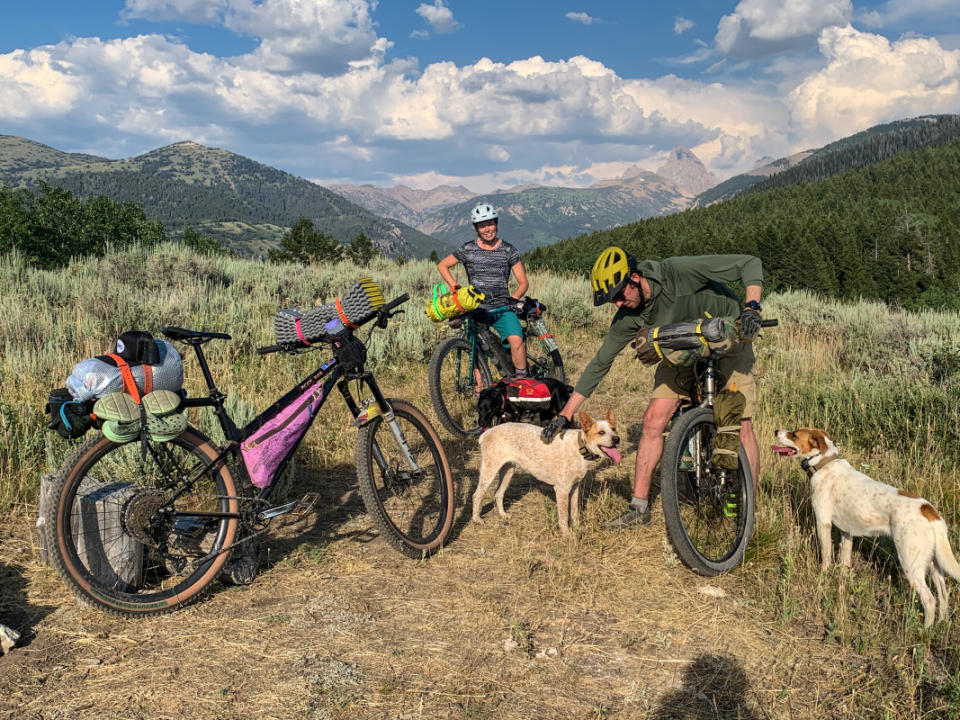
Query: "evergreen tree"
345 231 378 266
267 217 342 265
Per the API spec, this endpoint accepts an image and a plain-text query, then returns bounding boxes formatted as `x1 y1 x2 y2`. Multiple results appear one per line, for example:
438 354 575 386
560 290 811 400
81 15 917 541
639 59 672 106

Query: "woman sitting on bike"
541 247 765 528
436 204 530 377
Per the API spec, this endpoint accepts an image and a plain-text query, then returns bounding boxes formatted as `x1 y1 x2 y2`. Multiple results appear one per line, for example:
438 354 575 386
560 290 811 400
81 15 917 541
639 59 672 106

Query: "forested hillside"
695 114 960 206
527 139 960 308
0 138 444 259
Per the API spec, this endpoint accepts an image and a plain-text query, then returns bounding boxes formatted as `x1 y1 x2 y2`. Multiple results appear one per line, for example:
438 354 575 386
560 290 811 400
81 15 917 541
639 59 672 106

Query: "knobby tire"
355 399 454 558
44 427 239 617
428 336 493 437
660 407 755 576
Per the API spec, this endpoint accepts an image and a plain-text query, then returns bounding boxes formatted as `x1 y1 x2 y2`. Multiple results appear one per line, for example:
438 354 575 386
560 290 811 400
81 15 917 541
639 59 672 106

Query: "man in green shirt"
541 246 764 527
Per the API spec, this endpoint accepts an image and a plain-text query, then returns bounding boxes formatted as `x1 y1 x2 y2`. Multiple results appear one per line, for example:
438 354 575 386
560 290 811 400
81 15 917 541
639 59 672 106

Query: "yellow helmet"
590 246 637 306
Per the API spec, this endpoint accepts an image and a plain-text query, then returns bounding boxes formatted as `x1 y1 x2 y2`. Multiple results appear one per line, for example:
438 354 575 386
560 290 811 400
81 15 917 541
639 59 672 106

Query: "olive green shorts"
651 343 756 418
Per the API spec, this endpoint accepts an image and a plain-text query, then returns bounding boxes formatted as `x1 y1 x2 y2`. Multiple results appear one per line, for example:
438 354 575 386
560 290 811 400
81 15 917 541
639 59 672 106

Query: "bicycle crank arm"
256 492 320 521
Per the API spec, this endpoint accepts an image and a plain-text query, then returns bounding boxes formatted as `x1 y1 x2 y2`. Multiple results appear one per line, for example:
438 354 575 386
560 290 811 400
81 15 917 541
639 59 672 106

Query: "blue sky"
2 1 959 192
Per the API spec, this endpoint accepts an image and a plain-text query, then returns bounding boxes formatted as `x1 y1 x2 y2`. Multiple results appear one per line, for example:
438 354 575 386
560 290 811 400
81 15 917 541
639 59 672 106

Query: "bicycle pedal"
296 492 320 515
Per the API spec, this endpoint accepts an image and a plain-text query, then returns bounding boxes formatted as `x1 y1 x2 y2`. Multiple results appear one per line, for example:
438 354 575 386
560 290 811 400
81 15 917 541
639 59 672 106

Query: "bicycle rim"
355 399 454 558
46 428 239 616
428 337 492 437
661 408 754 575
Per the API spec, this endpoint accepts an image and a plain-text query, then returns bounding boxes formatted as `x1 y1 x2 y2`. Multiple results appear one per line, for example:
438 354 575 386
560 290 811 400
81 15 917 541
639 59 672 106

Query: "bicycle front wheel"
355 399 454 558
660 407 754 576
428 336 494 437
44 427 239 616
526 346 566 384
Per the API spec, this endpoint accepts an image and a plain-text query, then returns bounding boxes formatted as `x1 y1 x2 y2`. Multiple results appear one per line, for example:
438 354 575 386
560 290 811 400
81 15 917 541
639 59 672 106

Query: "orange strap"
451 292 465 313
335 298 359 329
106 353 141 403
537 333 553 340
142 364 153 394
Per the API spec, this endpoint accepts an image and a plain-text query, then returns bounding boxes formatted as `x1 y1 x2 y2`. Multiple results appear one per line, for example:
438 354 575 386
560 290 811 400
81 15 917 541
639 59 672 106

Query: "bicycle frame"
177 339 415 506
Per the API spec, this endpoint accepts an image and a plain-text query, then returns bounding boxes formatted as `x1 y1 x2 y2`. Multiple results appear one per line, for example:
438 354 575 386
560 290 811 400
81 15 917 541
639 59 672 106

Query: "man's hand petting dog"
541 415 569 443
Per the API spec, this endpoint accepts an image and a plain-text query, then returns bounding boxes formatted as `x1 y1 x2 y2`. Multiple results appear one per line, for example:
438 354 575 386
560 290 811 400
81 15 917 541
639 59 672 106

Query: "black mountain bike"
660 319 777 576
43 293 455 617
428 296 565 437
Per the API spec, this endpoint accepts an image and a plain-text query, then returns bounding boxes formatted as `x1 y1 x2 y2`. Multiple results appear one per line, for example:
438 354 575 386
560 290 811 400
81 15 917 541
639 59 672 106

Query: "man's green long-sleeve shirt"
573 254 764 398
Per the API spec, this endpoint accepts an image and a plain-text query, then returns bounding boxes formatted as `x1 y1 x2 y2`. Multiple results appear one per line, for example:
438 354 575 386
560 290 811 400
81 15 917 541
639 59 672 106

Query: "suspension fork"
338 373 420 474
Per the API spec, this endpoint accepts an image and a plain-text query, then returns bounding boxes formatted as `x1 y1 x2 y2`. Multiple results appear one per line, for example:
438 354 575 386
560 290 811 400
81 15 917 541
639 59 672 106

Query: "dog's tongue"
770 445 796 456
601 446 622 464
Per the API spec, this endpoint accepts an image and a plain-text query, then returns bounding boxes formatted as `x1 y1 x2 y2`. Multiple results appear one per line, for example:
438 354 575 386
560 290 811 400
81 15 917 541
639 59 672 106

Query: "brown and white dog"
473 410 622 536
772 427 960 627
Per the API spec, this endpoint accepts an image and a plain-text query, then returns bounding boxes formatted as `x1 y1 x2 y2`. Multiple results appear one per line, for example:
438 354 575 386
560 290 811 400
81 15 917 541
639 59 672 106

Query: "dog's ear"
812 430 829 455
578 411 594 432
605 408 615 426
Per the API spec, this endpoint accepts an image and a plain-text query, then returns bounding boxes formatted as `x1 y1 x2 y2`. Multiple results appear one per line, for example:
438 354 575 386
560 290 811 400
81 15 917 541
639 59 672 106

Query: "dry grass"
2 248 960 718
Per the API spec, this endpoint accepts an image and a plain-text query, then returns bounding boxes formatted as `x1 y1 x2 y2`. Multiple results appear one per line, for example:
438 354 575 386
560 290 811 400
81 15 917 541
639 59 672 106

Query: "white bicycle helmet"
470 204 498 224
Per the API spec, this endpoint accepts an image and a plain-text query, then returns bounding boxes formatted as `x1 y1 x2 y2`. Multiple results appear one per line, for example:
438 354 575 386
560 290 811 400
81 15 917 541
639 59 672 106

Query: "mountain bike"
428 296 565 437
43 292 455 617
660 319 777 576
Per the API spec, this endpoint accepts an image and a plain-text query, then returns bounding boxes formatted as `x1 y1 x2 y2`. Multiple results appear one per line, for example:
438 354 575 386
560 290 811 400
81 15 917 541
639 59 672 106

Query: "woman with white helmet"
437 203 529 376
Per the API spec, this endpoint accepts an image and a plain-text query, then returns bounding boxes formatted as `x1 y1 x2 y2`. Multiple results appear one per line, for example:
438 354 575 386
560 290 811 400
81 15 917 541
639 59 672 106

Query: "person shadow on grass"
651 653 760 720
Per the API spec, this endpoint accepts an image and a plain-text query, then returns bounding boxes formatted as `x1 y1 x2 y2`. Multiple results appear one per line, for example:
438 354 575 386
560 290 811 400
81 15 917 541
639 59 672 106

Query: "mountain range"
0 137 440 259
330 148 715 252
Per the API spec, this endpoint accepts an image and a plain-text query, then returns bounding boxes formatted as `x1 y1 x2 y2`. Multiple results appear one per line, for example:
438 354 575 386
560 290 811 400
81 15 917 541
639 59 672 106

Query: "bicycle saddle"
162 326 232 343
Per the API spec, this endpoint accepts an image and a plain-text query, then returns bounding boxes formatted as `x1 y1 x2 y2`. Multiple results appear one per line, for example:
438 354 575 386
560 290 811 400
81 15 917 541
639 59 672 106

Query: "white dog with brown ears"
473 410 622 536
772 427 960 627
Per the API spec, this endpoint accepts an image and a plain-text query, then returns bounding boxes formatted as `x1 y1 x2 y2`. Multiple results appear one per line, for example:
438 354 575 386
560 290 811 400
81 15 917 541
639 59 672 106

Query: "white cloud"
566 12 599 26
416 1 461 35
855 0 957 28
674 17 695 35
716 0 852 58
788 26 960 141
124 0 387 74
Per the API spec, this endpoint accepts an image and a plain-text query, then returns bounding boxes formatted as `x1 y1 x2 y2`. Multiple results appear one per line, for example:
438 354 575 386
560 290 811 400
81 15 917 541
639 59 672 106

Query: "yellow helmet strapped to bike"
590 246 638 306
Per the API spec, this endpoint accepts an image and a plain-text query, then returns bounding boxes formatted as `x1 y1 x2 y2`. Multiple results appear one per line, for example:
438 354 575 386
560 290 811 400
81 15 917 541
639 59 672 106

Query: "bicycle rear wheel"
428 336 494 437
355 399 454 558
44 427 239 616
660 407 754 576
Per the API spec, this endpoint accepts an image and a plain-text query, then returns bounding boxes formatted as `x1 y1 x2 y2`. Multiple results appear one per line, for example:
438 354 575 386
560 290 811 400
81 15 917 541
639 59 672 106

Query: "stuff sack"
66 339 183 402
710 386 746 470
632 317 737 367
503 377 554 413
424 283 485 322
241 381 325 489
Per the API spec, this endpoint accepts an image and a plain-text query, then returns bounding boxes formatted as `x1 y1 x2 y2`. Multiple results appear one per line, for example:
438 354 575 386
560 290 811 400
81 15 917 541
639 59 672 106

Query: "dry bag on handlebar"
273 278 386 349
632 317 737 367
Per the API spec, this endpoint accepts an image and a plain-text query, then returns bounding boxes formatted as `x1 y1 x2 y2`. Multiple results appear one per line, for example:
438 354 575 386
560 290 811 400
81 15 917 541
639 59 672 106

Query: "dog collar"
577 431 601 461
801 455 839 476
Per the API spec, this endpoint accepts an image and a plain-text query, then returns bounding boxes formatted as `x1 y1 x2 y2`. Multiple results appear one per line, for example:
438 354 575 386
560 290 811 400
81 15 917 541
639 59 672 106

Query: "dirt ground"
2 424 938 720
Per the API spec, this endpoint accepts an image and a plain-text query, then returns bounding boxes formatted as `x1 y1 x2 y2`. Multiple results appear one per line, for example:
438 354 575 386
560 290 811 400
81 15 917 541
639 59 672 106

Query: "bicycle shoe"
604 498 651 529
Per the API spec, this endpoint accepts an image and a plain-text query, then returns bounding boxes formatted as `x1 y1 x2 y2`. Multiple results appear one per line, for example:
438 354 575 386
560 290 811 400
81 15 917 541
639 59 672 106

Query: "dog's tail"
933 520 960 582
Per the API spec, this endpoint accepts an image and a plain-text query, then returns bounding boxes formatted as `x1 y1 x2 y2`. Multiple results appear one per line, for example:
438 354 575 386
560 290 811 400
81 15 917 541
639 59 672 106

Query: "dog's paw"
471 515 485 525
498 511 511 522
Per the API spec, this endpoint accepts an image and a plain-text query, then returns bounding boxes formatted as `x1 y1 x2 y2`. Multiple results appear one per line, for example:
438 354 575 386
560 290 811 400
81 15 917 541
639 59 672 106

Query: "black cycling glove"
541 415 570 444
737 306 762 341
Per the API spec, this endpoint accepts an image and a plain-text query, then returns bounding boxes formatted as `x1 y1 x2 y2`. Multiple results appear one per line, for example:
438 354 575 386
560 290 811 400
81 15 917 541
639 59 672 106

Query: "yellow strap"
651 326 668 365
695 319 708 347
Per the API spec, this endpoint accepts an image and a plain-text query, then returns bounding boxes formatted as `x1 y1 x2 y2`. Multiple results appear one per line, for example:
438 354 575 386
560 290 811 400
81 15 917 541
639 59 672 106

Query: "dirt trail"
1 443 872 720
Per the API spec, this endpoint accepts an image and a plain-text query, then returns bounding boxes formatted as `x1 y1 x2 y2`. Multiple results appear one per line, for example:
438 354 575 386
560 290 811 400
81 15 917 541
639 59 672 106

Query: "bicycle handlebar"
760 318 778 327
256 293 410 355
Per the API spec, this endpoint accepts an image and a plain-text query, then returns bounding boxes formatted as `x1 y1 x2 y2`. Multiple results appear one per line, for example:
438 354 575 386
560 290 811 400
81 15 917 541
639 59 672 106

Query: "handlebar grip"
256 344 283 354
760 319 778 327
383 293 409 312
